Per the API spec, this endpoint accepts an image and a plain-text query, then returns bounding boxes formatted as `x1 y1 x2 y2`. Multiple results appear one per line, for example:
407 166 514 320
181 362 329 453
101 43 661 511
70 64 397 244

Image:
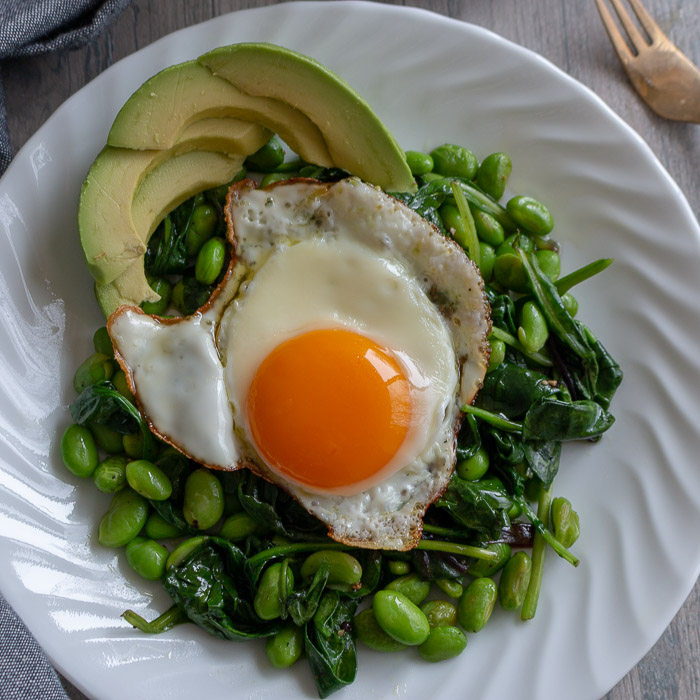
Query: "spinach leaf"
237 471 327 540
164 536 281 640
410 545 471 581
456 413 481 462
522 439 562 488
435 474 511 537
582 324 623 409
70 380 156 459
287 560 330 626
522 399 615 442
145 200 195 276
476 362 560 418
305 591 358 698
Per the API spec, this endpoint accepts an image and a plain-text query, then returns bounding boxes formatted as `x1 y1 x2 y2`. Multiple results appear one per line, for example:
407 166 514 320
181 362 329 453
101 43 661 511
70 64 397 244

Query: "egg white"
109 178 491 550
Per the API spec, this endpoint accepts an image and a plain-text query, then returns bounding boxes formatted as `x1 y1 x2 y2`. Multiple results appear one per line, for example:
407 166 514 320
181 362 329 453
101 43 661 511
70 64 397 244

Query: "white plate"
2 2 700 699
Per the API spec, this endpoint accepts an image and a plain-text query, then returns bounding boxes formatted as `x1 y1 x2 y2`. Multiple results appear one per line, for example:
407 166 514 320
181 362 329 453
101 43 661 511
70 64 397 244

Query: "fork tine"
608 0 649 52
594 0 634 62
625 0 664 42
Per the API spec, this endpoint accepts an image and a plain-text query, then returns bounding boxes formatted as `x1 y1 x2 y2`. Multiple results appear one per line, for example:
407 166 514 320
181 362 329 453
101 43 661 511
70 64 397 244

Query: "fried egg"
109 178 490 550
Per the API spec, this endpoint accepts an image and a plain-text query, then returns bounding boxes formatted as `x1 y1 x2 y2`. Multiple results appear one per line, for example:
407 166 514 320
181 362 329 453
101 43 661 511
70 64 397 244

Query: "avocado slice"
80 118 267 285
95 149 245 317
198 43 415 192
107 60 333 167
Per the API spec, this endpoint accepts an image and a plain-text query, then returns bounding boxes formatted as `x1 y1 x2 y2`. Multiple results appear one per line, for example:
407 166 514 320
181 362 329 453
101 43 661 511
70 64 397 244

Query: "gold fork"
594 0 700 123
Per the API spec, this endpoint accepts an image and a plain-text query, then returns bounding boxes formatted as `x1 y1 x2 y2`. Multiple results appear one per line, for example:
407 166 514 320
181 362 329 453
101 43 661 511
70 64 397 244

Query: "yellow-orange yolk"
247 329 413 490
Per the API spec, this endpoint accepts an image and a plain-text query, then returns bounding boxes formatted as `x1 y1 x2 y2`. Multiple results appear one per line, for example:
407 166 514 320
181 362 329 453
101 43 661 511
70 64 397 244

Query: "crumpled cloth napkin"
0 0 132 174
0 5 133 695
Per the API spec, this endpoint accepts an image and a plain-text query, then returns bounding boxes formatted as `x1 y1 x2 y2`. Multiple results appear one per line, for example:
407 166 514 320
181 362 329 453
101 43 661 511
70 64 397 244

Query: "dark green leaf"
305 591 358 698
287 560 330 626
522 439 562 488
522 399 615 441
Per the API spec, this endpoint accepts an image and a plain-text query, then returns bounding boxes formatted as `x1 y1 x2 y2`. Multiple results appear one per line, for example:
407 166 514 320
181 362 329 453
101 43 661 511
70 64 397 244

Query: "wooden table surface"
4 1 699 698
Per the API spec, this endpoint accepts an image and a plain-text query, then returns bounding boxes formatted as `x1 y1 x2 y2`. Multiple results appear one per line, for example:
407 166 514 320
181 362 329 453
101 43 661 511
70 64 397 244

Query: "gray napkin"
0 0 132 174
0 6 132 697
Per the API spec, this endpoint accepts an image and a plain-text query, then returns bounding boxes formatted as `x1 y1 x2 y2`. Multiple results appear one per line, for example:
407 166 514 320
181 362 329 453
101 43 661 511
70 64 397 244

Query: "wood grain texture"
4 1 698 699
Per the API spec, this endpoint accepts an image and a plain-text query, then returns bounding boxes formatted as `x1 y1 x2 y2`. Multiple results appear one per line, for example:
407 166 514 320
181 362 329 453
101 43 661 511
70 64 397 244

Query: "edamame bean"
299 165 324 178
551 497 580 548
73 352 114 393
60 424 98 478
506 195 554 236
562 292 579 317
420 172 444 184
478 241 495 281
372 590 430 646
126 460 172 501
353 609 406 652
404 150 434 176
435 578 463 599
468 542 511 578
420 600 458 628
385 573 431 606
260 172 291 188
125 537 169 580
219 512 258 541
93 326 114 358
186 205 218 256
517 301 549 353
183 468 224 530
430 144 478 180
456 447 490 481
141 276 172 315
499 551 532 610
166 536 208 569
265 624 305 667
195 237 226 286
493 253 529 293
144 511 183 539
97 488 149 548
300 550 363 586
92 455 128 493
123 432 146 459
112 370 134 403
476 152 512 201
245 136 285 172
387 559 411 576
473 209 505 246
488 337 506 372
88 421 124 454
418 626 467 662
534 249 561 281
254 561 295 620
457 577 497 632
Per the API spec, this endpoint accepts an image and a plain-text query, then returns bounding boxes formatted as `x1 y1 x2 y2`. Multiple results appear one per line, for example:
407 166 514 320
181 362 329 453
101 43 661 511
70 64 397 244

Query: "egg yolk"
247 328 413 490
